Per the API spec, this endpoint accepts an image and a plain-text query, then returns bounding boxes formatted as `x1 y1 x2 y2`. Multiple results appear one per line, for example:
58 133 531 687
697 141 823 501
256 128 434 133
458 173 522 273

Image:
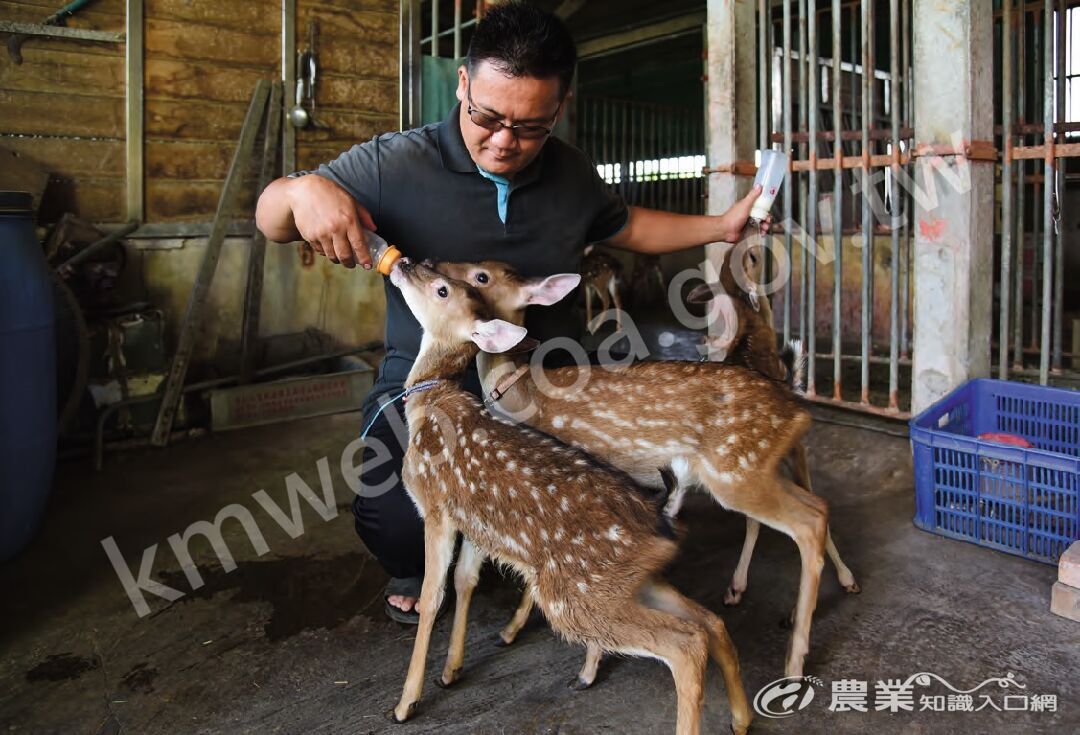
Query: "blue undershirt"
476 165 511 223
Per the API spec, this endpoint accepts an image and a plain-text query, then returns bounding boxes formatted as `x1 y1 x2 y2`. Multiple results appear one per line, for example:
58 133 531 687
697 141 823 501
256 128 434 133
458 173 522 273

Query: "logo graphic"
753 676 824 718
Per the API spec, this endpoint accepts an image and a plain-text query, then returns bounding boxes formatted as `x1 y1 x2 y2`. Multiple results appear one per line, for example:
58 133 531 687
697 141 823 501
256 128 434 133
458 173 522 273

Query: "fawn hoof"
568 675 592 691
389 701 416 724
843 581 862 595
493 631 516 648
722 585 744 606
434 669 462 689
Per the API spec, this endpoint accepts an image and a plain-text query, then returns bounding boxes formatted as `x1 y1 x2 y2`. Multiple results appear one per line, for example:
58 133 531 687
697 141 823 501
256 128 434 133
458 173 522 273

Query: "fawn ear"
703 292 740 360
470 319 529 353
686 283 719 303
524 273 581 306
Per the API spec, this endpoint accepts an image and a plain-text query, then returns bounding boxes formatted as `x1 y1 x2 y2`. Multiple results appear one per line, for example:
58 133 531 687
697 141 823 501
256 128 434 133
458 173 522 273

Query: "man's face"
455 60 564 178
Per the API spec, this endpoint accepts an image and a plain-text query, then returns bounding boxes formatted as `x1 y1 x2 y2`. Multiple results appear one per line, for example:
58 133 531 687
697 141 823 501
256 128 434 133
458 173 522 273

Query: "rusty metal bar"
1030 7 1040 355
759 0 770 152
901 0 911 360
888 0 901 408
782 0 793 344
832 0 843 401
1016 0 1028 368
1041 0 1055 384
807 0 818 396
1011 141 1080 157
798 0 808 350
1001 0 1014 380
1054 0 1066 371
860 0 871 405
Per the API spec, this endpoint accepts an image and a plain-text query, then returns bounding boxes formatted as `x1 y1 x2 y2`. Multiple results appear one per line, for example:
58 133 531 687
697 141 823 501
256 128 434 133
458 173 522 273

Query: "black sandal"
383 576 449 625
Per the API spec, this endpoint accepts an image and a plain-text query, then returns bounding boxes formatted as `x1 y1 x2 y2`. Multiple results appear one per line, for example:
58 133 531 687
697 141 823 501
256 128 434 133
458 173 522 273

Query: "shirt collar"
437 102 548 188
438 103 478 173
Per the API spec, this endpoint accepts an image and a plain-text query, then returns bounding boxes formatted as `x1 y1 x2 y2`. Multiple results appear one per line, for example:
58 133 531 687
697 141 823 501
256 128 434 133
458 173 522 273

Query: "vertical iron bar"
832 0 843 400
783 0 793 344
799 0 809 350
898 0 907 358
901 0 911 359
453 0 462 58
760 0 770 151
1001 0 1014 380
652 104 659 209
1041 0 1055 385
1031 8 1041 353
1017 3 1029 365
807 0 818 396
1054 0 1066 371
860 0 872 404
431 0 440 55
889 0 901 406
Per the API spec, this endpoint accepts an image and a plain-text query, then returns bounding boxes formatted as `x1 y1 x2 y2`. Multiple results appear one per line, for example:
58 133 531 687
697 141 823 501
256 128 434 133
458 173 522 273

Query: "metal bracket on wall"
911 140 998 162
702 161 759 176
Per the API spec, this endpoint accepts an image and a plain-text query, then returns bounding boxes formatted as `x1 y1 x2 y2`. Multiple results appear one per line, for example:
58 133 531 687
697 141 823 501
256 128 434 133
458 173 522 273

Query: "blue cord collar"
359 379 443 441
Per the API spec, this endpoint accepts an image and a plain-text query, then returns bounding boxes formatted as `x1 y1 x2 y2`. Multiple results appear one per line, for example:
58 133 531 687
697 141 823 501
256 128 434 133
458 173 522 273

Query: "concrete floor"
2 401 1077 735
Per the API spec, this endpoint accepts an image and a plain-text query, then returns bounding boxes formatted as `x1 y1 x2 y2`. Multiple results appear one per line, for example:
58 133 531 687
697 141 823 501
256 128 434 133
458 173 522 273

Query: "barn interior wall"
0 0 398 371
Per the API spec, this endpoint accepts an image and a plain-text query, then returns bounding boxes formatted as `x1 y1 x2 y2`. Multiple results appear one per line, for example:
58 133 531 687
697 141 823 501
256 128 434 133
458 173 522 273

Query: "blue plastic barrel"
0 191 56 560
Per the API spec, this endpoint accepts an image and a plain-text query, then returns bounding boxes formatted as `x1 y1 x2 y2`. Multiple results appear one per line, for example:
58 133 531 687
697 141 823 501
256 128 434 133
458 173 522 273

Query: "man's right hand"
255 174 378 269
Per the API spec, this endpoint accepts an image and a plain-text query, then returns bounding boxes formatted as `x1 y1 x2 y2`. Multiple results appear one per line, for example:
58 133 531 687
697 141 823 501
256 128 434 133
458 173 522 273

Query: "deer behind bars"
386 259 752 735
435 254 832 680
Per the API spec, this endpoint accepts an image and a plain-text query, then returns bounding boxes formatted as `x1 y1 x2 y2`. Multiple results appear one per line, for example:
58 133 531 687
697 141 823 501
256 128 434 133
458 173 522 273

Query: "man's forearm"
609 207 728 254
255 177 302 243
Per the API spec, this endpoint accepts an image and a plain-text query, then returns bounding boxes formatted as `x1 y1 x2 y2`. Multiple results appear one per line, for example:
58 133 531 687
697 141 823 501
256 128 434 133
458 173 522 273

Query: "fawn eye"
476 272 489 284
437 285 449 298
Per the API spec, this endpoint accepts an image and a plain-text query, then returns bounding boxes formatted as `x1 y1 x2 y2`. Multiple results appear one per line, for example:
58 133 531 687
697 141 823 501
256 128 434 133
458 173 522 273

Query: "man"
256 1 765 622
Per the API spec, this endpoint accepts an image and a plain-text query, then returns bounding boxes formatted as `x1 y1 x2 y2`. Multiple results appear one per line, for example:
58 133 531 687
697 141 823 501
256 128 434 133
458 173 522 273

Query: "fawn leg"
702 470 827 678
570 641 603 690
392 518 455 723
585 287 596 333
438 537 484 687
790 442 860 594
606 606 711 735
723 519 761 606
497 587 534 645
642 582 752 735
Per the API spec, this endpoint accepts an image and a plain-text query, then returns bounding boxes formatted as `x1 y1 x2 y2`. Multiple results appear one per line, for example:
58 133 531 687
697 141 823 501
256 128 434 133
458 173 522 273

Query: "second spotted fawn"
386 259 751 735
686 241 859 604
435 256 831 681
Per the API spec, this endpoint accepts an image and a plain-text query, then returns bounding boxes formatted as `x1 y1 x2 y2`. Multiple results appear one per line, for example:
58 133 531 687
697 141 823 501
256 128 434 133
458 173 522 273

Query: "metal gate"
577 96 707 215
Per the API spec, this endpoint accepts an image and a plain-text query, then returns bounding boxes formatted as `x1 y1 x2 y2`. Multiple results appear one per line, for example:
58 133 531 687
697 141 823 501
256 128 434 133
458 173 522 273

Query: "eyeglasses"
466 82 561 140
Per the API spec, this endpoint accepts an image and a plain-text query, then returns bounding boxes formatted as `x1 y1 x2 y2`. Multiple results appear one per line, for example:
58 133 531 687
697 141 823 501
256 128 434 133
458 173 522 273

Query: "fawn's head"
389 260 528 353
710 239 766 310
431 260 580 325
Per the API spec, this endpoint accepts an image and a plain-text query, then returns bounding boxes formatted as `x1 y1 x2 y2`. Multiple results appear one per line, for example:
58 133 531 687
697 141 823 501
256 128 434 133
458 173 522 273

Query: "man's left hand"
718 185 772 242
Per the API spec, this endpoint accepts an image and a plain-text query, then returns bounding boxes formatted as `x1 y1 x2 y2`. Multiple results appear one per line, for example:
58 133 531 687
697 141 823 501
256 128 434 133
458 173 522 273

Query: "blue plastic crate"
910 379 1080 564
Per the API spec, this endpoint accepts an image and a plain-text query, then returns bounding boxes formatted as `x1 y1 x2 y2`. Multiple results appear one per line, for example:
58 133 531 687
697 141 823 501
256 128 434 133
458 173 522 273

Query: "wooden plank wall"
0 0 399 223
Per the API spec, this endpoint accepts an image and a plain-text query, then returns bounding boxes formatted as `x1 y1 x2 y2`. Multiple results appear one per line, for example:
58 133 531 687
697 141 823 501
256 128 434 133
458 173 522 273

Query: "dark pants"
352 369 483 581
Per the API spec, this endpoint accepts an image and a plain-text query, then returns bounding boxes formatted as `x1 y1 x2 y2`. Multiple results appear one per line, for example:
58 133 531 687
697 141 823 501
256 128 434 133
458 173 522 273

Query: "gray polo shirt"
315 103 629 389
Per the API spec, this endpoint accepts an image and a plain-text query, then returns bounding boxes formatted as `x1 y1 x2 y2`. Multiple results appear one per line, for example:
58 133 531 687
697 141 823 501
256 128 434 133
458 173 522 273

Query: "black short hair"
466 2 577 96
